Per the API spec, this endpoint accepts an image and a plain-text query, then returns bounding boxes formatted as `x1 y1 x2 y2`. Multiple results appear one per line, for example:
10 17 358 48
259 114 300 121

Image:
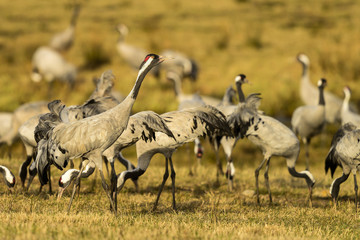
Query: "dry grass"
0 140 360 239
1 0 360 239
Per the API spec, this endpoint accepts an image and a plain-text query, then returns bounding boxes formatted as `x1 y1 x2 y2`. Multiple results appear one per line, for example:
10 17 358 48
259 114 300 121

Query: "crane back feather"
325 122 357 177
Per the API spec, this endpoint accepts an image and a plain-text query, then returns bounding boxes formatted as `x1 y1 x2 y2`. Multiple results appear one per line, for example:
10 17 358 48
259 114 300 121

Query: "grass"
1 0 360 239
0 139 360 239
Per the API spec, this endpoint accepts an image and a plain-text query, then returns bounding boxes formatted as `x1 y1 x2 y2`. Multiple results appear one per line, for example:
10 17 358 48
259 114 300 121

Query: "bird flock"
1 6 360 214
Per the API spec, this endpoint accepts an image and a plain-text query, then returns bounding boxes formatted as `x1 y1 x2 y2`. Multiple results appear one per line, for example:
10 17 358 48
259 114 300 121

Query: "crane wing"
154 105 232 147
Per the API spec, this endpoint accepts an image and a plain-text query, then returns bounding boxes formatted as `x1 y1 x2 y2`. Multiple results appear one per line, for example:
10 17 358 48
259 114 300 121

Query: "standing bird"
115 105 232 211
325 122 360 210
35 54 164 213
341 86 360 127
160 49 199 82
214 74 249 189
0 165 15 189
168 70 221 107
116 24 160 79
49 5 81 52
291 78 327 170
0 112 13 158
25 80 121 192
228 94 315 205
18 100 68 190
2 101 49 158
57 111 174 202
297 53 354 123
31 46 77 93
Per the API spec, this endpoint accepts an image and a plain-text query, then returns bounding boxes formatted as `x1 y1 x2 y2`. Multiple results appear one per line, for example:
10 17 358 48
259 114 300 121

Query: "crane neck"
342 92 351 113
128 63 153 100
288 167 315 188
235 81 245 103
300 61 309 81
168 72 184 99
330 173 349 198
318 86 325 106
70 6 80 26
221 88 235 105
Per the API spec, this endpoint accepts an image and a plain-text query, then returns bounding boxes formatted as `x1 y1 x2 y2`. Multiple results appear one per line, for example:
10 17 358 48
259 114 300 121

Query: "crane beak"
57 187 65 200
158 55 166 64
159 55 176 63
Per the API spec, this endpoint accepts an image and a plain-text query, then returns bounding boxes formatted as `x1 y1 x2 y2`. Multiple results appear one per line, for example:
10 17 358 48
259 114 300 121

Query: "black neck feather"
318 87 325 106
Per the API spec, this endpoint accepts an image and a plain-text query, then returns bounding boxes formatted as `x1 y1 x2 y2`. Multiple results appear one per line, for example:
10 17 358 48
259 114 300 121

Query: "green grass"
1 0 360 239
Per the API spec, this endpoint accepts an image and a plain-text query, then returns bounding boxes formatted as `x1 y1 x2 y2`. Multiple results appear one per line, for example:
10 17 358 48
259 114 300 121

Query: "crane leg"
19 155 32 188
255 157 268 205
110 160 117 213
48 166 52 194
263 157 272 203
99 169 116 214
186 144 193 176
225 155 234 192
169 157 177 211
7 144 12 160
67 162 87 214
103 156 110 180
354 173 358 212
153 157 169 211
305 141 310 170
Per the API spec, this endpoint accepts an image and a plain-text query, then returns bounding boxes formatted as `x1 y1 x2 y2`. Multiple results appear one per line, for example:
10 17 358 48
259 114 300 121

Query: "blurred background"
1 0 359 156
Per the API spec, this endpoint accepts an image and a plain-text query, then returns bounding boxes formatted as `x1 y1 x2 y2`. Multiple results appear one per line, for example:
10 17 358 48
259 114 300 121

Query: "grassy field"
1 0 360 239
0 142 360 239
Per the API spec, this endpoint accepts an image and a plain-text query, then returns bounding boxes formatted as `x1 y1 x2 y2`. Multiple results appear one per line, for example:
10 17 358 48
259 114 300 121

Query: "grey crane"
1 101 49 158
57 153 134 200
214 74 249 190
35 54 163 213
18 100 69 190
31 46 77 93
325 122 359 210
168 69 224 175
116 24 160 79
160 49 199 82
49 4 81 52
291 78 327 169
115 105 232 211
167 69 209 175
0 165 15 189
341 86 360 127
228 94 315 205
22 71 121 189
297 53 353 123
25 95 120 191
57 159 96 199
168 70 221 107
18 114 44 189
0 112 13 158
57 111 174 205
291 78 327 170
